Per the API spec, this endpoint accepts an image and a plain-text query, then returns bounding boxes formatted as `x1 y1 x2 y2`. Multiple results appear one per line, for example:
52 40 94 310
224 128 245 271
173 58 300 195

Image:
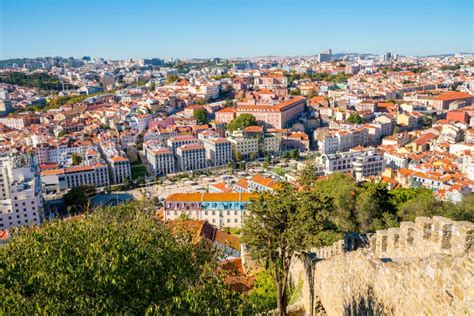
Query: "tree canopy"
311 173 473 231
165 74 179 84
242 184 338 315
0 72 75 91
227 114 257 132
63 185 96 216
298 161 319 189
0 202 241 315
347 112 363 124
193 108 209 124
71 153 82 166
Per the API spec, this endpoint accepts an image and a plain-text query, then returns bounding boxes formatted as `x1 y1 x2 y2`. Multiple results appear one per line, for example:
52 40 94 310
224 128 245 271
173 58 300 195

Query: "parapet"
371 216 473 259
312 233 368 260
310 216 473 260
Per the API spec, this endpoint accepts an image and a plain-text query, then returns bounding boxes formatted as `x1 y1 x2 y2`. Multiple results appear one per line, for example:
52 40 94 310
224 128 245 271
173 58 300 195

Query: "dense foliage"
242 184 338 315
227 114 258 132
63 185 96 216
241 269 277 313
312 173 474 233
284 71 352 84
347 112 363 124
0 72 73 91
0 202 241 314
193 108 209 124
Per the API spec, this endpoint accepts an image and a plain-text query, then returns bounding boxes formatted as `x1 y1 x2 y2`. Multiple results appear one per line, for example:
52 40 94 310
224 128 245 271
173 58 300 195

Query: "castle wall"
289 216 474 315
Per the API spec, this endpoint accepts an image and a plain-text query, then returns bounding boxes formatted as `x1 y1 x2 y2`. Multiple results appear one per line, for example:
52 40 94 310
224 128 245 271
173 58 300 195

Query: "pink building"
215 107 236 124
235 96 306 129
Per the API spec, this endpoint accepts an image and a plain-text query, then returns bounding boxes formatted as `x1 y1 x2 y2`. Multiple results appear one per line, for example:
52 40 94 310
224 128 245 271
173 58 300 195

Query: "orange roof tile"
434 92 473 101
40 169 65 176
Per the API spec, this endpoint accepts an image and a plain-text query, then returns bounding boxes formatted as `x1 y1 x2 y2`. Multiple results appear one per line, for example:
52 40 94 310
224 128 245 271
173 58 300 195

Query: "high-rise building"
0 90 14 117
383 52 392 62
0 153 44 229
318 49 333 62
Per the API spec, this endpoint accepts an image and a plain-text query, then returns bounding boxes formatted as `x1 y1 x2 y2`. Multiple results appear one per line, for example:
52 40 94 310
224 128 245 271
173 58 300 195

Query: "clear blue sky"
1 0 473 60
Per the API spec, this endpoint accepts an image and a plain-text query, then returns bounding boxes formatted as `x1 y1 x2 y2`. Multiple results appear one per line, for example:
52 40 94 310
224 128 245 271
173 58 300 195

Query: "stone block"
452 221 474 255
387 227 401 256
400 221 416 255
415 216 433 240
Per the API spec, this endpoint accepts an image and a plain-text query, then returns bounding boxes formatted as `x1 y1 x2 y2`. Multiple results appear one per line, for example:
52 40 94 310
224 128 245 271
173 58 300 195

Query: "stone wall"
289 216 474 315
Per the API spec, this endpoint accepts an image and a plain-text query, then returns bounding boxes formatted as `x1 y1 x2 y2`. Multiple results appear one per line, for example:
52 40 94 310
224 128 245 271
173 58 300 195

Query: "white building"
228 136 259 158
317 149 385 179
176 143 207 171
202 138 232 167
108 156 131 184
384 151 409 170
0 154 43 230
352 151 386 181
163 192 256 228
146 147 175 176
40 163 110 194
167 135 200 154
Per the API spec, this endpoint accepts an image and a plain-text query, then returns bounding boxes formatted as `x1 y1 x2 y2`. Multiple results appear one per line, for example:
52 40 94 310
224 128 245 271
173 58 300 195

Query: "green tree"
289 88 300 96
193 108 208 124
298 161 318 189
241 269 277 314
355 182 396 233
63 185 96 215
0 202 241 314
289 149 300 159
397 193 444 221
314 173 358 232
166 74 178 84
242 185 336 315
195 98 206 105
225 98 234 108
306 89 317 99
347 112 363 124
71 153 83 166
227 114 257 132
449 194 474 222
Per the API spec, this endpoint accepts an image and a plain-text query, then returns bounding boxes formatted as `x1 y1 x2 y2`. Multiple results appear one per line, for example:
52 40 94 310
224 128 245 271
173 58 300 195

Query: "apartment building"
167 135 200 154
41 163 110 194
228 136 259 159
316 149 385 178
0 154 43 230
176 143 206 171
315 128 368 154
431 92 473 110
383 151 409 170
247 175 280 192
235 96 306 129
352 151 386 181
215 107 236 124
146 147 175 176
163 192 256 228
253 74 288 90
202 138 232 167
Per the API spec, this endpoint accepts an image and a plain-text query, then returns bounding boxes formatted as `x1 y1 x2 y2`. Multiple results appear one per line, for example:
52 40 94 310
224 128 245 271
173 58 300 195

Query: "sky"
1 0 473 60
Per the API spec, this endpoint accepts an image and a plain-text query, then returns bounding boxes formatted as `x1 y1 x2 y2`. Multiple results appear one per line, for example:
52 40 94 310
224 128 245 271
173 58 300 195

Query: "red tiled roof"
434 92 472 101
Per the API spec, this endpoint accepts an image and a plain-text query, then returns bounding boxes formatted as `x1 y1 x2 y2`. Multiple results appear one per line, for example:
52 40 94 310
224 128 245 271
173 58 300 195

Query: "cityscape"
1 0 473 315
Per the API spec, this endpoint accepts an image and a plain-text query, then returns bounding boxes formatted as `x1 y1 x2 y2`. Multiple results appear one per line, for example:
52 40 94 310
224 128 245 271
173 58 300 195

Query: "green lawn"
131 162 147 179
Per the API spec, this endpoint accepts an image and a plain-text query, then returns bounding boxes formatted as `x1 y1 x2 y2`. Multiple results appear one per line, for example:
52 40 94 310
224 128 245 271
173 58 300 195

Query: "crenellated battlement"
289 216 474 315
370 216 473 258
310 216 474 260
